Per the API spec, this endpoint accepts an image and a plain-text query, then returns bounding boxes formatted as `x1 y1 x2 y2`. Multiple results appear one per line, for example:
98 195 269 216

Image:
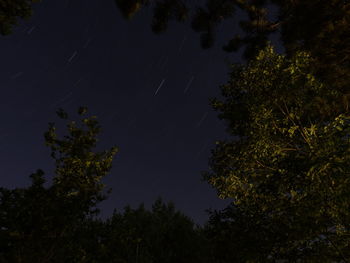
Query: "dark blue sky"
0 0 250 224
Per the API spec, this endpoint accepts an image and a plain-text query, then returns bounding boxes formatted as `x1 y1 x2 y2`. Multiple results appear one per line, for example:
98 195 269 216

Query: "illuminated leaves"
45 108 118 209
205 46 350 261
0 108 118 262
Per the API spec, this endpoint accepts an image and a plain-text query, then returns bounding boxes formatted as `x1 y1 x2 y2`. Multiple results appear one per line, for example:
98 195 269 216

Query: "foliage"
98 198 208 263
204 45 350 261
0 0 41 35
204 205 279 263
115 0 350 91
114 0 147 20
0 109 207 262
44 107 118 216
1 0 349 261
115 0 187 33
0 108 118 262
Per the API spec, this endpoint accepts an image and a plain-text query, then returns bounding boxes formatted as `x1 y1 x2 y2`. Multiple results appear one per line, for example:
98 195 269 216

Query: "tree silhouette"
0 108 210 262
99 198 208 263
115 0 350 91
0 0 41 35
0 108 118 262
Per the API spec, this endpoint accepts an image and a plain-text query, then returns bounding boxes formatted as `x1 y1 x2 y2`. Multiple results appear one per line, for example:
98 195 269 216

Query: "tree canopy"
97 198 207 263
204 45 350 262
0 108 118 262
1 1 350 262
0 109 209 263
115 1 350 260
115 0 350 90
0 0 41 35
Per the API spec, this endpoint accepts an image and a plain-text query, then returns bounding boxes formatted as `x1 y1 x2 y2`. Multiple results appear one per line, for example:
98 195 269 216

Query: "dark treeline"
0 109 225 262
1 0 350 262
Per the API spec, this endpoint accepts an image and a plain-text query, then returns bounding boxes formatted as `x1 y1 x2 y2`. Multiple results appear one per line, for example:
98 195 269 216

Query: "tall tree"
0 0 41 35
0 108 118 262
203 45 350 262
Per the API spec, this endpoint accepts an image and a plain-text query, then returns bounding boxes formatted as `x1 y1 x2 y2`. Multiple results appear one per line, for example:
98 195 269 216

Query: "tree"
0 107 118 262
99 198 208 263
204 205 279 263
115 0 350 91
203 45 350 262
116 2 350 261
0 0 41 35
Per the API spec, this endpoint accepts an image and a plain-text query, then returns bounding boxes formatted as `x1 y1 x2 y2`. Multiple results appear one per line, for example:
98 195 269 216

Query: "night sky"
0 0 251 225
